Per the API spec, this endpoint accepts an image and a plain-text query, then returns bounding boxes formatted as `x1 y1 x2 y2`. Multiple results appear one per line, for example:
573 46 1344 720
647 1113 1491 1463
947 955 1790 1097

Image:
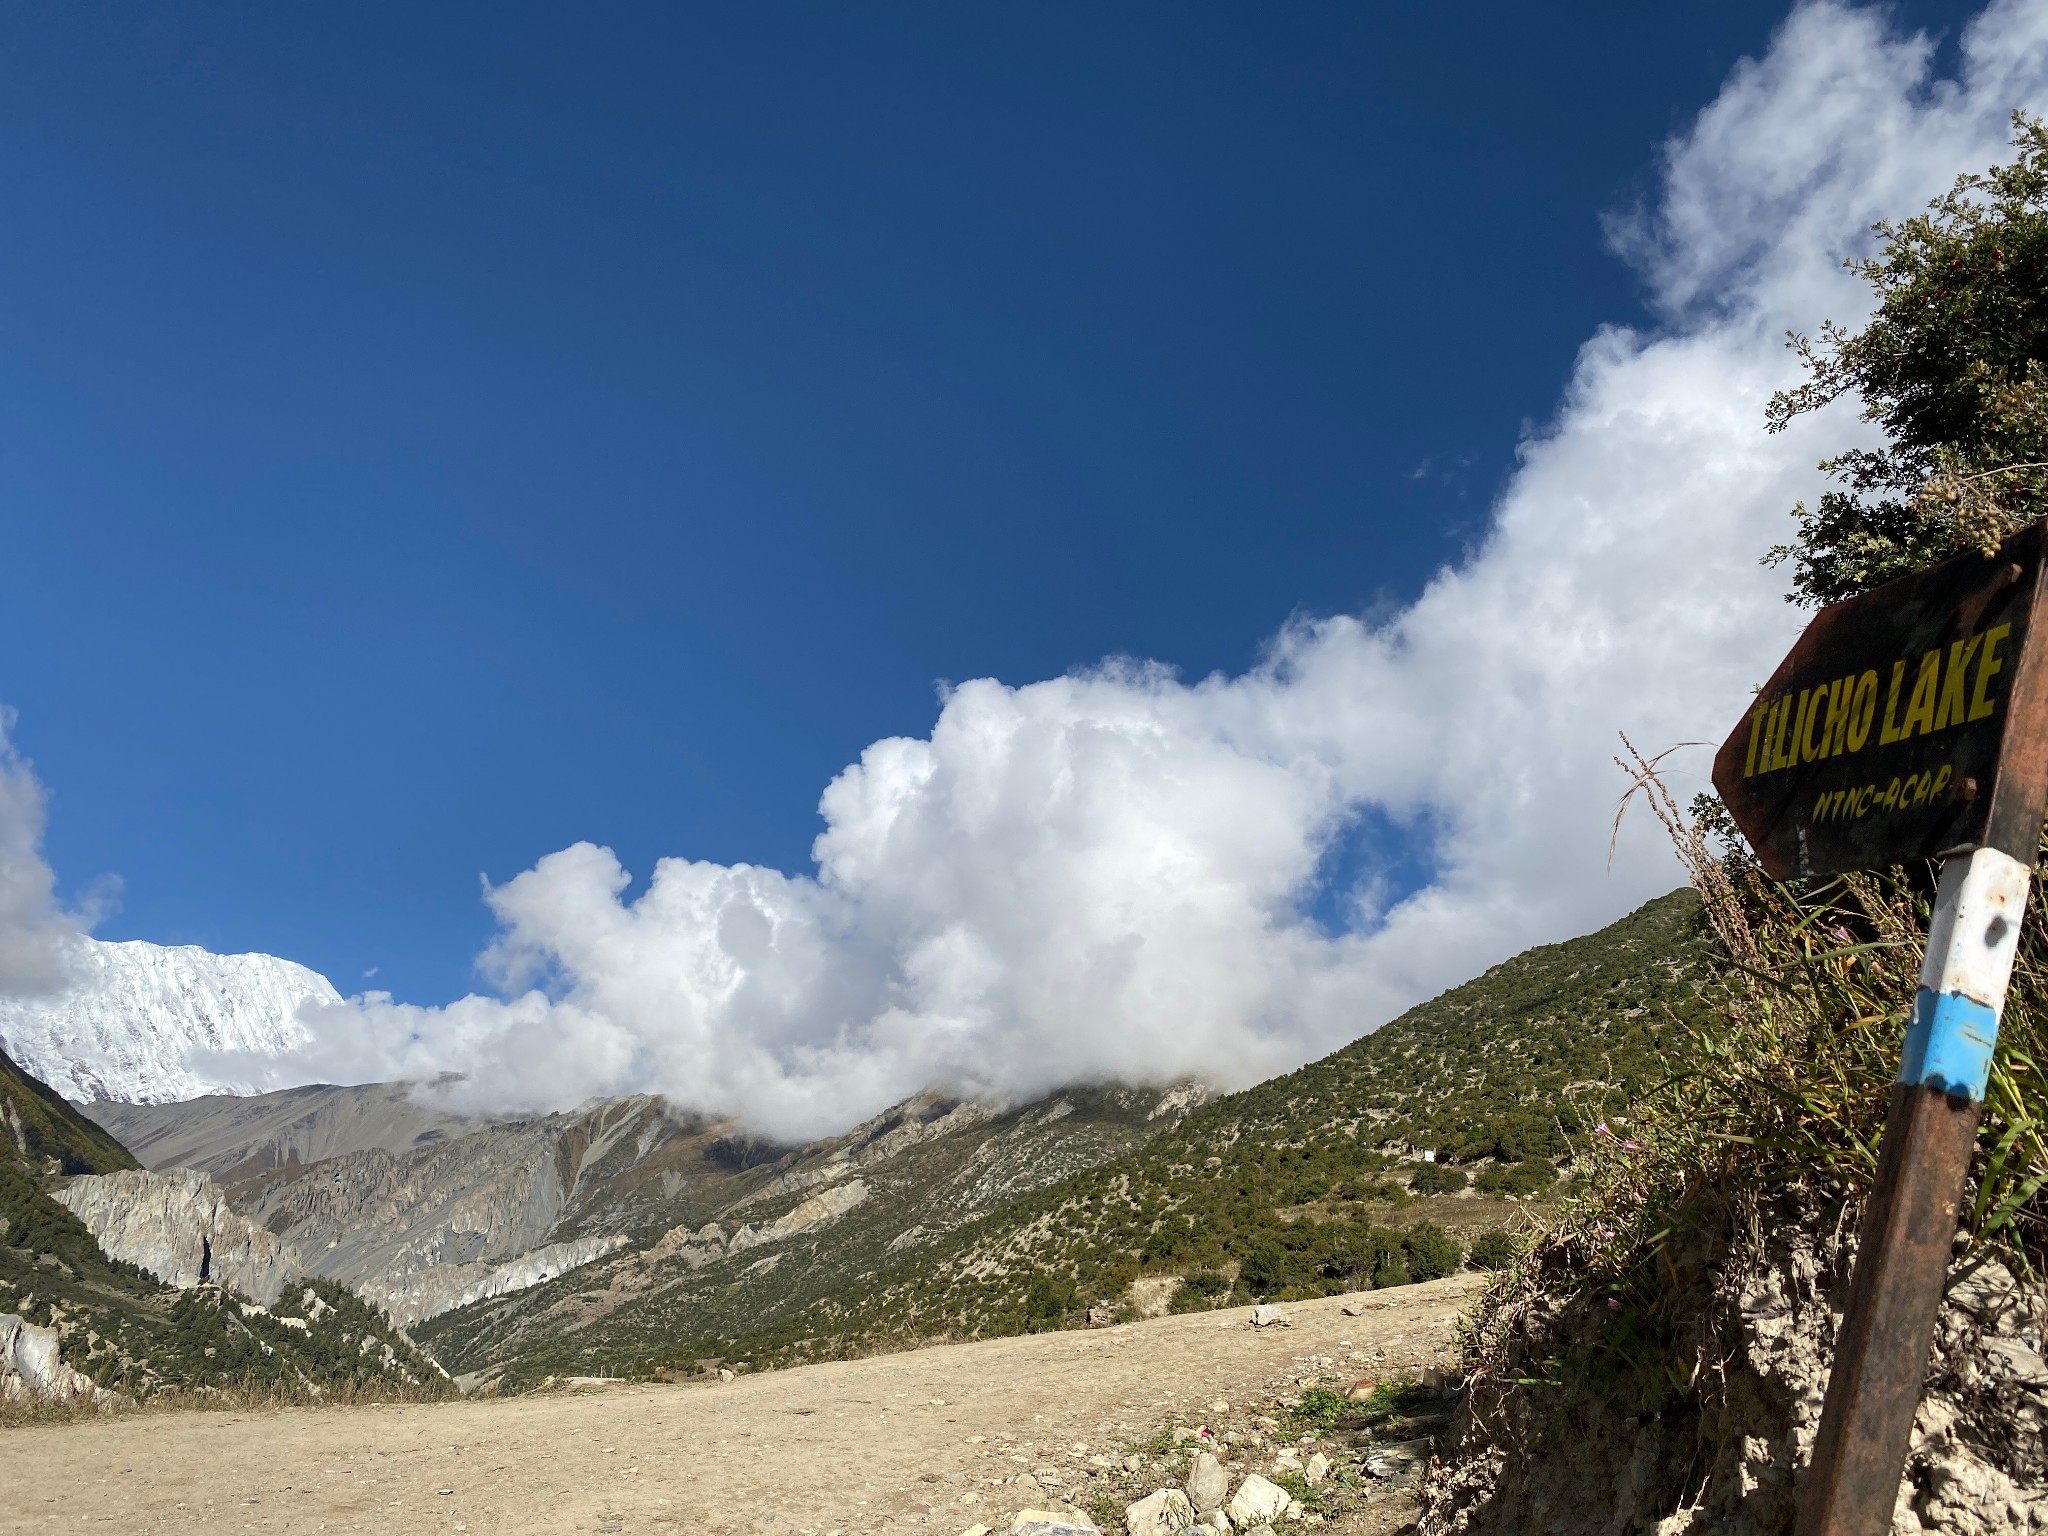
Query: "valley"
5 889 1710 1403
419 888 1707 1386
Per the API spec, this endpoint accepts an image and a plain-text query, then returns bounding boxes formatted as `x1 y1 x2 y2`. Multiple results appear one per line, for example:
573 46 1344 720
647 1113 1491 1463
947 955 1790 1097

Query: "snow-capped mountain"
0 937 339 1103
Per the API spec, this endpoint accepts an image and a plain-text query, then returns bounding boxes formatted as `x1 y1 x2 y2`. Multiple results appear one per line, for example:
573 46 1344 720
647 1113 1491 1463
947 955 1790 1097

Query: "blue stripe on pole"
1897 987 2001 1100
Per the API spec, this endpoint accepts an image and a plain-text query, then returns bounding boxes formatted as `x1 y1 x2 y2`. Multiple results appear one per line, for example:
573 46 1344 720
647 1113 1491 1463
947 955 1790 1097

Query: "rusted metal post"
1796 847 2030 1536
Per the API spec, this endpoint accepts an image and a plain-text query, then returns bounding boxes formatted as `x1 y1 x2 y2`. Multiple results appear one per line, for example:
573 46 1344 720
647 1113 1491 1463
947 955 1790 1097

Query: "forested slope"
1 1046 447 1406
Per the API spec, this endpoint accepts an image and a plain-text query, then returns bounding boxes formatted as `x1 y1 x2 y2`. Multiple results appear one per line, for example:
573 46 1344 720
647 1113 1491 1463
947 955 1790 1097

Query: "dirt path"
4 1275 1483 1536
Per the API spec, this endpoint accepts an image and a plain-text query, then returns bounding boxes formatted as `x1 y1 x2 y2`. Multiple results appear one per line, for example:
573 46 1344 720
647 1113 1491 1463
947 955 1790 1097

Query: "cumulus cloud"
269 1 2048 1138
0 713 95 998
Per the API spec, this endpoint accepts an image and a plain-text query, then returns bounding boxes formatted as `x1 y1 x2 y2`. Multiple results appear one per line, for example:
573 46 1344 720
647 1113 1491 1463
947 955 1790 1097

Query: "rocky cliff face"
0 937 338 1103
53 1168 305 1305
369 1234 632 1325
226 1097 679 1324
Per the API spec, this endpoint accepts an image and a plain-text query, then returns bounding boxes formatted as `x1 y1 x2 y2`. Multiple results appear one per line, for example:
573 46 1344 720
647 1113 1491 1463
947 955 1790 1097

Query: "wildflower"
1606 1297 1622 1311
1622 1139 1640 1153
1592 1123 1612 1138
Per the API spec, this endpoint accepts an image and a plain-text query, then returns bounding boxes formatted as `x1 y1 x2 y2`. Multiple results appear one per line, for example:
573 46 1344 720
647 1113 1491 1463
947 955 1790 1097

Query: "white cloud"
187 2 2048 1137
0 713 95 999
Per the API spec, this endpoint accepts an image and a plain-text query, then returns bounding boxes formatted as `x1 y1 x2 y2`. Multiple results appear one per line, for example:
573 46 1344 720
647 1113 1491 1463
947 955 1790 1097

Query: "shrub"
1141 1227 1187 1263
1240 1243 1289 1297
1023 1273 1076 1332
1410 1163 1468 1195
1372 1246 1411 1289
1467 1229 1522 1271
1403 1223 1463 1281
1289 1385 1352 1431
1474 1161 1554 1198
1169 1270 1231 1312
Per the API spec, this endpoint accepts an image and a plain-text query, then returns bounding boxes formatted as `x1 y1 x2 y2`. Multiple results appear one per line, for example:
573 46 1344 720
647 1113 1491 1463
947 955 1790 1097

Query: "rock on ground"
1226 1472 1290 1527
1126 1487 1195 1536
1008 1513 1100 1535
1186 1450 1230 1513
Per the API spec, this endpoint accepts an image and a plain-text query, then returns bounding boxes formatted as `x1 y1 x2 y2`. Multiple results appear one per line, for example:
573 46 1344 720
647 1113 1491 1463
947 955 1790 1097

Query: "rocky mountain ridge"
84 1079 486 1186
415 1081 1214 1388
64 1075 1211 1338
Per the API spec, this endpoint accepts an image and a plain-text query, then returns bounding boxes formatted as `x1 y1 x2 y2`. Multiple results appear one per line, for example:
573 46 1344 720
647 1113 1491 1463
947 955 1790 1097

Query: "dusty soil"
3 1274 1482 1536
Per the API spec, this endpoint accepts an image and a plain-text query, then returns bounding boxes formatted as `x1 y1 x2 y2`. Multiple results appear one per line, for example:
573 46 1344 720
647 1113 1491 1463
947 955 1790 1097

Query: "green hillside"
705 887 1714 1367
0 1047 448 1409
425 888 1712 1385
1 1048 138 1177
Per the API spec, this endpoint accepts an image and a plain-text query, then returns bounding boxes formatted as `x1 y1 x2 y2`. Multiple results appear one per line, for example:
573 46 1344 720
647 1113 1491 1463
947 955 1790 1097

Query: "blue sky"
0 0 1989 1018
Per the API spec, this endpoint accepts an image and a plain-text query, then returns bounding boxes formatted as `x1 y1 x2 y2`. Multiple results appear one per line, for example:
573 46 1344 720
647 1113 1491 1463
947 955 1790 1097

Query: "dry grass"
0 1371 449 1431
1460 742 2048 1414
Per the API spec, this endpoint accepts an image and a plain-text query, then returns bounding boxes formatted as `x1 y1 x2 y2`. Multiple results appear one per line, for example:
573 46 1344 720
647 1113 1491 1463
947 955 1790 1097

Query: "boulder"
0 1313 116 1405
1185 1451 1230 1514
1125 1488 1194 1536
1007 1513 1100 1536
1364 1437 1431 1481
1225 1473 1289 1528
1249 1304 1288 1328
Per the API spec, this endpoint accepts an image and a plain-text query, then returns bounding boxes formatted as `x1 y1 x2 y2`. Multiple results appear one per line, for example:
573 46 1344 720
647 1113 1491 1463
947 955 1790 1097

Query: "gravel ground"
2 1273 1483 1536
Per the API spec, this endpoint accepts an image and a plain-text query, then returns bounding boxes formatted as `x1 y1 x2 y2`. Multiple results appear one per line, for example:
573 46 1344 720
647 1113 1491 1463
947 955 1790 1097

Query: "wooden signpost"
1712 523 2048 1536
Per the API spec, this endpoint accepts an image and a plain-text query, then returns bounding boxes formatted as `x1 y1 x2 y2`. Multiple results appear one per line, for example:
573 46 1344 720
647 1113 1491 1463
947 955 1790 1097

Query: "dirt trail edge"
4 1274 1482 1536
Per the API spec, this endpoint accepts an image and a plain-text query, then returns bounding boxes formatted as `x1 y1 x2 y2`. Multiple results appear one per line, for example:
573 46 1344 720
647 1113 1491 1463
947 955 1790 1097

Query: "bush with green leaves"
1466 1229 1522 1271
1403 1223 1464 1281
1410 1163 1468 1195
1022 1272 1078 1332
1767 112 2048 605
1473 1161 1554 1199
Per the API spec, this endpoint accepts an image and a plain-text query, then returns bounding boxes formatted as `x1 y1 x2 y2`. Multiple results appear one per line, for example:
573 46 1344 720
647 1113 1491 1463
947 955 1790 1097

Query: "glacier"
0 937 339 1103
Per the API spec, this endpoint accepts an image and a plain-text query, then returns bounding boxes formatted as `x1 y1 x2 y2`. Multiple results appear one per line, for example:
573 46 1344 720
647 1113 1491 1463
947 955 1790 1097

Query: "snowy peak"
0 937 340 1103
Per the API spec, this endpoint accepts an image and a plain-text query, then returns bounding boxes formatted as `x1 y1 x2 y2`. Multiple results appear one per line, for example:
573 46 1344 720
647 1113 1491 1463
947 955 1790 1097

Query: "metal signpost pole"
1794 847 2030 1536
